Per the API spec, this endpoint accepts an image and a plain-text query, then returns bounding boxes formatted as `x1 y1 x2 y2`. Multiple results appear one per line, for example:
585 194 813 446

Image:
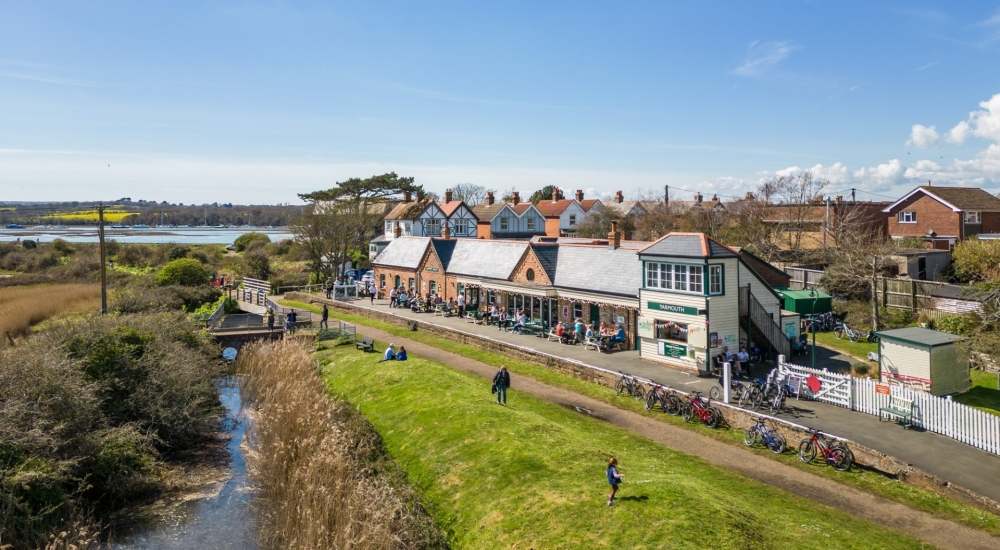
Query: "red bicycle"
798 428 853 471
681 391 722 428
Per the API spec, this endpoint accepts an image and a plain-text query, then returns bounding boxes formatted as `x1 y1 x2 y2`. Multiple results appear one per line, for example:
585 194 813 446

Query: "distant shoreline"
0 227 294 244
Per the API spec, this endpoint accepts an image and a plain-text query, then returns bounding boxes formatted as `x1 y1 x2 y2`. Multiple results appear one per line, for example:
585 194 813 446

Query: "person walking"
320 304 329 330
389 287 397 308
607 457 623 506
326 279 333 299
266 307 275 332
369 282 377 304
457 293 465 318
492 365 511 406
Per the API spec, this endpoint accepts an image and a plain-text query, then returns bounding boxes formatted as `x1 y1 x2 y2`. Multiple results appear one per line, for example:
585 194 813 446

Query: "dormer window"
898 211 917 224
965 211 982 224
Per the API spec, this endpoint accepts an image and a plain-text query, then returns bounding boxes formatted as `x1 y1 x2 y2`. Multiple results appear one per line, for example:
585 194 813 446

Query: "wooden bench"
879 396 915 429
584 337 605 352
546 329 561 342
355 337 375 353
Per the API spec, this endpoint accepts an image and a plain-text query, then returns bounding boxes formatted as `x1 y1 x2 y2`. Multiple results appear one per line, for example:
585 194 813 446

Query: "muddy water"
113 377 257 549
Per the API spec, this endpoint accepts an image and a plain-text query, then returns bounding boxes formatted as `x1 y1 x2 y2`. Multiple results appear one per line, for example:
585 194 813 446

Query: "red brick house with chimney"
882 184 1000 249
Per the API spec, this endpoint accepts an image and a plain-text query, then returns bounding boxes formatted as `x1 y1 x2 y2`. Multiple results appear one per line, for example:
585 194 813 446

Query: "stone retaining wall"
288 292 1000 515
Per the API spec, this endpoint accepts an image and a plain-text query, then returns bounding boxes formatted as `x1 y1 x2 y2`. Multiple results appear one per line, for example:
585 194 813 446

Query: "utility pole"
98 202 107 314
664 185 669 206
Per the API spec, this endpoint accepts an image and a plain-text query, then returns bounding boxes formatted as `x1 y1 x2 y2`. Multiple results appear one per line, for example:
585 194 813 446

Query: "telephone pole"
98 202 107 314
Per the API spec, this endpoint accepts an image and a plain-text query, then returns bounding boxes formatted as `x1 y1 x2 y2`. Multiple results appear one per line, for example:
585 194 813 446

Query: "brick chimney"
615 190 624 204
608 220 621 250
695 192 703 203
486 191 495 205
552 188 559 203
442 221 451 240
393 224 402 238
445 188 453 203
575 189 584 202
836 196 843 204
512 191 520 205
927 180 932 187
711 194 718 202
403 190 412 202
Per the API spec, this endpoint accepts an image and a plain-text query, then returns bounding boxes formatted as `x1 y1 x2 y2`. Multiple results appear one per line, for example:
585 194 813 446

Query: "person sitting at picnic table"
410 298 420 312
379 343 396 362
608 324 626 349
511 311 527 333
497 310 508 331
585 323 595 342
736 346 750 377
600 321 609 336
556 321 570 344
433 293 443 305
395 346 407 361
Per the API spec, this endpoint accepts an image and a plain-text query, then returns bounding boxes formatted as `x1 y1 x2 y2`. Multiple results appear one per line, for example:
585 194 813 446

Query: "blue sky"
3 1 1000 204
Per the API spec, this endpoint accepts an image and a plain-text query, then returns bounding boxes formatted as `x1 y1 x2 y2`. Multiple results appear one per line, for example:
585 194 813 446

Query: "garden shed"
776 289 832 315
873 327 969 396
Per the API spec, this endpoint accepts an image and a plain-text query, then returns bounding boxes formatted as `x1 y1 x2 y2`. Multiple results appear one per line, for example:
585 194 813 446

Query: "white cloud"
946 93 1000 144
947 120 971 144
907 124 940 148
852 159 907 189
733 40 800 77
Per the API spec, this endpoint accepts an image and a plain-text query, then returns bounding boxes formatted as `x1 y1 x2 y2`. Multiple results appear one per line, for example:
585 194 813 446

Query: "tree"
244 249 272 280
770 171 830 255
529 185 564 204
156 258 208 286
950 239 1000 284
633 201 678 241
574 206 637 239
451 183 491 205
234 232 271 252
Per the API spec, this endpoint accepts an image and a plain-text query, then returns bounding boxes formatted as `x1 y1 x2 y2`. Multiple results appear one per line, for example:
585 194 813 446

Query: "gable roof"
510 203 539 215
386 199 433 220
579 199 601 212
529 244 559 282
639 232 738 258
470 202 509 222
438 200 465 217
535 199 578 217
883 186 1000 213
730 247 791 288
445 240 530 279
551 246 641 297
601 200 646 217
372 237 430 269
430 239 457 269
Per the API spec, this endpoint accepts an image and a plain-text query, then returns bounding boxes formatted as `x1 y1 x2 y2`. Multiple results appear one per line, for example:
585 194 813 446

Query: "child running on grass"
607 457 622 506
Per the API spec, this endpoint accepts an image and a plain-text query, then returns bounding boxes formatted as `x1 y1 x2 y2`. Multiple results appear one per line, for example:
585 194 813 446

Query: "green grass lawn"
285 298 1000 537
320 344 926 549
813 331 878 361
954 370 1000 417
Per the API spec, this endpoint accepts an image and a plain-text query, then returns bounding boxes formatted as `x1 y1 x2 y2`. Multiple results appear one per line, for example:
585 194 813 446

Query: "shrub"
851 362 871 377
166 245 190 261
936 313 981 336
244 250 271 280
234 232 271 252
267 238 293 256
92 425 159 500
51 238 74 256
21 239 37 249
116 244 156 268
155 258 208 286
951 238 1000 283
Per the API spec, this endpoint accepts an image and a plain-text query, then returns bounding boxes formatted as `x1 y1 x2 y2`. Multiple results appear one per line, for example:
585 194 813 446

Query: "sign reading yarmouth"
647 302 699 316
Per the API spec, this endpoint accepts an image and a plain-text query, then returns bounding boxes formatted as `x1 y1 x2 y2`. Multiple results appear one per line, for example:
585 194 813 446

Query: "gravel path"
343 324 1000 550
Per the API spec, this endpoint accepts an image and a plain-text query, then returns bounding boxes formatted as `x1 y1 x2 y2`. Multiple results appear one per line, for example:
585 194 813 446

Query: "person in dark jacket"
607 457 623 506
492 365 511 405
320 304 329 329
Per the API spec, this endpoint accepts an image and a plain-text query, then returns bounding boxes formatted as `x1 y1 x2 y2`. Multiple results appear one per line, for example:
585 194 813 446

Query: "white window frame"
454 218 467 235
401 221 413 236
527 217 535 230
500 217 509 230
965 211 982 224
645 261 706 295
385 220 395 234
898 211 917 224
688 265 703 294
709 265 723 295
569 214 577 226
425 218 441 236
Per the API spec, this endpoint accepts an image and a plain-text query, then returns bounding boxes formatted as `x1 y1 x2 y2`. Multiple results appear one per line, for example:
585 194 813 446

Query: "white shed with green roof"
873 327 969 396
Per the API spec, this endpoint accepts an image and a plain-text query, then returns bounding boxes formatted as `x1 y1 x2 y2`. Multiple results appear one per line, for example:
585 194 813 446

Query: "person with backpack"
607 457 623 506
492 365 511 406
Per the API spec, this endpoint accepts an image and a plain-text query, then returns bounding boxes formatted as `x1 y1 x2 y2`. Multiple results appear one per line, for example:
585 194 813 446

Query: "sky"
3 1 1000 205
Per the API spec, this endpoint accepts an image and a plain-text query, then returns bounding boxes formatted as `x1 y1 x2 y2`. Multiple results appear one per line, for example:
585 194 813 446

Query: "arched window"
526 268 535 281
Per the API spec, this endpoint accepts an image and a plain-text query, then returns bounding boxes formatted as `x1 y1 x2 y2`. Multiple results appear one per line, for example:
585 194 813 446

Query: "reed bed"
0 283 101 338
236 340 446 550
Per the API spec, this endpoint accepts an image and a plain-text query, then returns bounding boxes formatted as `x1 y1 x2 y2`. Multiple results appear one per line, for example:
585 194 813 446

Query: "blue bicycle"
744 418 787 454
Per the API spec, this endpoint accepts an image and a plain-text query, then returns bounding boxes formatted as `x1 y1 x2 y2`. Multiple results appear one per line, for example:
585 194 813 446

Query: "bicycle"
768 381 796 414
710 377 745 401
834 321 876 343
738 378 768 410
644 381 682 415
744 418 787 454
614 371 647 400
680 391 722 428
798 428 853 471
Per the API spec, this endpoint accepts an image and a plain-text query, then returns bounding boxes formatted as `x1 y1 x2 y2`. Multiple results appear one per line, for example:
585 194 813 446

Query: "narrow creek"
112 376 257 549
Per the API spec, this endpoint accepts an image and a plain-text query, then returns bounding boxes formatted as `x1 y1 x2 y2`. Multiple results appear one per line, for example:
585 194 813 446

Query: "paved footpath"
324 314 997 550
294 294 1000 504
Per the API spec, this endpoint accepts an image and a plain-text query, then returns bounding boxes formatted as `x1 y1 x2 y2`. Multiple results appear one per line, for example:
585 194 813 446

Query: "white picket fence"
778 358 1000 455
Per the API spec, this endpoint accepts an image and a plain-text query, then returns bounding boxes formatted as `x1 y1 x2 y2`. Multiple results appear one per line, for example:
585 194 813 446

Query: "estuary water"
0 227 292 244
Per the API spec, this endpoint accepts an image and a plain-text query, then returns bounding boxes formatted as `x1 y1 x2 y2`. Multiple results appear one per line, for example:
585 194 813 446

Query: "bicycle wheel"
830 446 852 471
849 330 860 343
666 395 682 415
737 387 752 407
704 407 722 428
613 379 626 396
835 327 844 339
769 392 785 414
832 444 854 469
750 389 765 411
743 426 759 447
631 381 646 400
709 385 722 400
644 390 656 411
681 402 694 422
768 433 786 454
798 439 816 463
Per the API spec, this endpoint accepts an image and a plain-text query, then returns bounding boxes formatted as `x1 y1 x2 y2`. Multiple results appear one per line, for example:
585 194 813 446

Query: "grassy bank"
236 341 445 549
813 331 877 361
283 298 1000 537
320 344 925 549
0 283 101 337
955 370 1000 416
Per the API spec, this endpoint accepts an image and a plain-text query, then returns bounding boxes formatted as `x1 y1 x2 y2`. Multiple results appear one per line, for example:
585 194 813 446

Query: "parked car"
361 270 374 285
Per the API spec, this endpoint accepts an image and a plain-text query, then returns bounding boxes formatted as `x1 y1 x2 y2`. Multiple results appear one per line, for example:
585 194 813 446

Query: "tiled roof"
510 203 536 215
446 240 530 279
529 244 559 281
920 186 1000 211
639 233 738 258
535 199 577 217
579 199 600 212
372 237 430 269
551 246 641 297
470 202 508 222
385 199 432 220
670 199 724 211
438 201 464 217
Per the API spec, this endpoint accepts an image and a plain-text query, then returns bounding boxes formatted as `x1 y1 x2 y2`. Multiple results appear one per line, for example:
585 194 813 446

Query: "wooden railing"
739 286 790 358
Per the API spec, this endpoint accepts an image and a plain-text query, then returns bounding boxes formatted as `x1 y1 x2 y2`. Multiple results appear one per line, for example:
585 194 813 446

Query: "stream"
112 377 257 549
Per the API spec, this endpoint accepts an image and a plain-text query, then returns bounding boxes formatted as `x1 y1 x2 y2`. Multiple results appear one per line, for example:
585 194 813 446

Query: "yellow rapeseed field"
42 209 136 222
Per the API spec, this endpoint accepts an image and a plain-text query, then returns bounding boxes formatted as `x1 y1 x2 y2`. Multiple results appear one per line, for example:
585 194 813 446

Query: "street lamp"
809 288 818 369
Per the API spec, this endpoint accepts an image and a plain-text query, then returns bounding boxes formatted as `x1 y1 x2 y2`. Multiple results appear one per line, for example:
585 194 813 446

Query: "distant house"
599 190 648 219
535 188 591 237
471 191 546 240
373 189 479 257
761 198 888 251
882 184 1000 249
670 193 725 215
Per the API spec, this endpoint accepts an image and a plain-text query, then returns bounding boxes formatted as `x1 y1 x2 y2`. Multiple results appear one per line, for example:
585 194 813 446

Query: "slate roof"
929 284 994 302
535 199 577 217
446 240 530 279
551 246 641 297
430 239 457 269
529 244 559 282
639 233 738 258
530 236 650 250
601 200 646 217
372 237 430 269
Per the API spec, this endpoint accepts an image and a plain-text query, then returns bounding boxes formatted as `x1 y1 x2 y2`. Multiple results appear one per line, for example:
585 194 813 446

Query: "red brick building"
882 185 1000 249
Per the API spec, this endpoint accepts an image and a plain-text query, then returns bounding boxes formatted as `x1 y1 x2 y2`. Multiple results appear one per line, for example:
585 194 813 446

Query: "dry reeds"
236 340 446 550
0 283 101 339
